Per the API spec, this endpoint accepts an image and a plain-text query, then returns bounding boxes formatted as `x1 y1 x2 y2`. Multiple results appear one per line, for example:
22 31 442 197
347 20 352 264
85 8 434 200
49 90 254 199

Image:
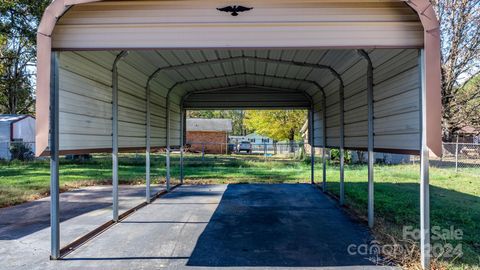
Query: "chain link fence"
437 142 480 170
186 142 304 157
2 140 478 171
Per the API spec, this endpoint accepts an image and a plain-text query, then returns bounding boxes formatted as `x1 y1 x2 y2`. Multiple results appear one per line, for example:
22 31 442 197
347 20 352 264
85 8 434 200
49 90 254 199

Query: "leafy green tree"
0 0 50 114
244 110 307 145
450 74 480 131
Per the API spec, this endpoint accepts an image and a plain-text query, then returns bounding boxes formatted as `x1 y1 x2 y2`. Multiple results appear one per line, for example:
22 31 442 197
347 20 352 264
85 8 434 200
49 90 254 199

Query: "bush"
329 149 352 164
9 143 34 161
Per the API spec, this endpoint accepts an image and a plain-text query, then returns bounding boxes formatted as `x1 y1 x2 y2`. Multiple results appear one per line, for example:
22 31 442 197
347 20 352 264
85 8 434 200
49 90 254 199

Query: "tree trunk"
289 129 295 153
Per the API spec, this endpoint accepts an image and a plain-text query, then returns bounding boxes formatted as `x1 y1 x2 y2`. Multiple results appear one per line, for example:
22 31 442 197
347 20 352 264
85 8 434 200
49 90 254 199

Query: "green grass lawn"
0 153 478 269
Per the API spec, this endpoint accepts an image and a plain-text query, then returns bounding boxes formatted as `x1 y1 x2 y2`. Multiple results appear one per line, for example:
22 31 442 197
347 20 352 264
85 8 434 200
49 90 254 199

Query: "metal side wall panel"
371 49 421 151
312 103 324 147
58 51 114 151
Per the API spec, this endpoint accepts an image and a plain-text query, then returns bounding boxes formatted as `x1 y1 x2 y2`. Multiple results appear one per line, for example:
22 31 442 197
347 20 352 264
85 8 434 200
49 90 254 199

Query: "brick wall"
186 131 227 154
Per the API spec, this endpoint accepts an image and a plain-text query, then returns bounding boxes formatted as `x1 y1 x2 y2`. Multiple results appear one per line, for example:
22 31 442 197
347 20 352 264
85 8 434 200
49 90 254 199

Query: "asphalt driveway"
1 184 395 269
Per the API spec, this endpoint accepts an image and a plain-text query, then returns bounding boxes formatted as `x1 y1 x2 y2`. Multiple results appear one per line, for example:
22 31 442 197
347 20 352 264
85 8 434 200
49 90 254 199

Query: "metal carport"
36 0 442 268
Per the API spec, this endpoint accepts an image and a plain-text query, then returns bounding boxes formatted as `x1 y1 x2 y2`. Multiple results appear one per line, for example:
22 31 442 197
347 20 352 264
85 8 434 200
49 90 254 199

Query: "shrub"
330 149 352 164
9 143 34 161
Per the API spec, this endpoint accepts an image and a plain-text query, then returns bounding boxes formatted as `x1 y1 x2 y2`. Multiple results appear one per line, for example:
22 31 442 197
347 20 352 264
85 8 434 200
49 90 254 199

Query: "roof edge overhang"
35 0 442 157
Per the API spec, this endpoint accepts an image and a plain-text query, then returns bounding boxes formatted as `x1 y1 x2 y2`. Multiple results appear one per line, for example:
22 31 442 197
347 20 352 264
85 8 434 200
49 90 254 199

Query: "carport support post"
367 61 375 229
145 80 152 203
322 98 327 192
112 51 128 221
420 49 431 270
166 96 171 191
310 108 315 184
339 84 345 206
50 51 60 260
180 108 185 184
359 50 375 228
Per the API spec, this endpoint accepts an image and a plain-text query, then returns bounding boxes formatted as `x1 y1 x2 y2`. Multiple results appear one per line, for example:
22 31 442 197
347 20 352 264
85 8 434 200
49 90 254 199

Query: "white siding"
12 117 36 143
0 123 10 159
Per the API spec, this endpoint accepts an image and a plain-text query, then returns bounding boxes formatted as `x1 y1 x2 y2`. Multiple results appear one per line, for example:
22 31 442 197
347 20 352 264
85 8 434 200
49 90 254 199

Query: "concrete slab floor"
0 184 165 268
1 184 397 270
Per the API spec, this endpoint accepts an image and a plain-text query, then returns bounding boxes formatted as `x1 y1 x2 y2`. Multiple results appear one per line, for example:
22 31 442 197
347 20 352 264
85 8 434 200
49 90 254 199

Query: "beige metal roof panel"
36 0 442 156
50 47 430 154
51 2 424 49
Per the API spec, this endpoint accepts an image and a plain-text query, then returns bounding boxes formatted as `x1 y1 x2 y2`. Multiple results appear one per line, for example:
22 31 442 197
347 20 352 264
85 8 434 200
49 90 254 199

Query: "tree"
432 0 480 140
450 74 480 131
0 0 50 115
244 110 307 151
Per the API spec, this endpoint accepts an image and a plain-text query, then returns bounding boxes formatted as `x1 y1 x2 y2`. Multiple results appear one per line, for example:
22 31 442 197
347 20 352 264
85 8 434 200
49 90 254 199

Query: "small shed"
457 126 480 143
186 118 232 154
0 115 36 159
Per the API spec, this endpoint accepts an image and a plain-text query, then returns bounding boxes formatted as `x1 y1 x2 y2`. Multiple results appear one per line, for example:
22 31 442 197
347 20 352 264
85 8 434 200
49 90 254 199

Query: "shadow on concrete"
121 221 208 224
0 200 111 240
186 184 378 267
0 186 156 240
62 256 190 261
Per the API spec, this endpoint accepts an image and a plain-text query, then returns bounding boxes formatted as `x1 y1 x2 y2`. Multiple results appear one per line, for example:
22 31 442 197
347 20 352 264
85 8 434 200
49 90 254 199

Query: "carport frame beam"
145 72 152 203
321 97 327 192
420 49 431 270
339 82 345 206
166 92 171 191
180 107 185 184
112 51 128 222
49 51 60 260
358 49 375 228
310 107 315 184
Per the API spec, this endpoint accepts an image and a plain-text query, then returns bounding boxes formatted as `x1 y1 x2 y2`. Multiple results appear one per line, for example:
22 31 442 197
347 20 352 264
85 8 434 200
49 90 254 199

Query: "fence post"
455 136 459 172
264 143 267 161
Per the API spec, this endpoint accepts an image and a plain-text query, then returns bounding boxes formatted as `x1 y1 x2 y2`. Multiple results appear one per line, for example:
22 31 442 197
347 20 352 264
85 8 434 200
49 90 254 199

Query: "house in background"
456 126 480 143
0 115 36 159
186 118 232 154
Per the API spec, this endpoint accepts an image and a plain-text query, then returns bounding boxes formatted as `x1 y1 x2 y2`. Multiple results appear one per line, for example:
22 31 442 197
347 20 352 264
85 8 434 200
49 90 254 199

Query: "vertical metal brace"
419 49 431 270
49 51 60 260
165 93 171 191
322 95 327 192
339 82 345 206
310 107 315 184
358 50 375 228
145 76 152 203
112 51 128 222
180 108 185 184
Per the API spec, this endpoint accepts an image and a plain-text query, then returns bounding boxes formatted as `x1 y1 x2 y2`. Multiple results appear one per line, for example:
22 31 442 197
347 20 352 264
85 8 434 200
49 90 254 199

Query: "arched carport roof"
35 0 442 158
37 2 442 267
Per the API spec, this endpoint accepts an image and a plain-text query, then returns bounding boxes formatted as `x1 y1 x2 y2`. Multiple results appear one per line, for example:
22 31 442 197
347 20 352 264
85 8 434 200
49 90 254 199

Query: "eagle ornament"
217 6 253 16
